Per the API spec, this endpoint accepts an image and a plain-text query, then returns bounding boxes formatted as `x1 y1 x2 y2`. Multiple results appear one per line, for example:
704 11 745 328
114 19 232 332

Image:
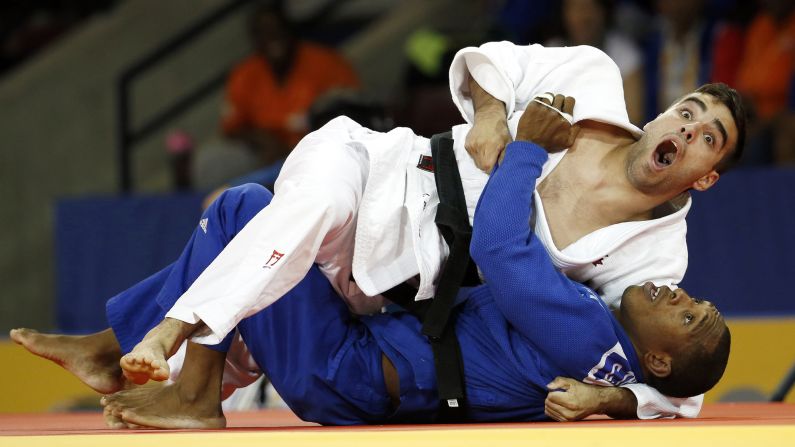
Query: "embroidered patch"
416 155 434 172
264 250 285 268
584 342 637 387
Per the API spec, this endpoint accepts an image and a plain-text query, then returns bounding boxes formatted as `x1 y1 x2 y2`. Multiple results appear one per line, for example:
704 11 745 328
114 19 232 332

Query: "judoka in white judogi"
166 42 699 419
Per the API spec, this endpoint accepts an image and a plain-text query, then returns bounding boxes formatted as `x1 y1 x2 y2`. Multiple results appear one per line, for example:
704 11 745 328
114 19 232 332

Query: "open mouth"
651 138 679 170
643 282 667 302
643 282 659 301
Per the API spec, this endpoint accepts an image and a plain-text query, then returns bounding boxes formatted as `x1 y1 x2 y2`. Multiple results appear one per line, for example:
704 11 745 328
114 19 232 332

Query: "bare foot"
101 382 225 429
119 318 198 385
104 340 226 429
10 328 124 394
103 402 127 429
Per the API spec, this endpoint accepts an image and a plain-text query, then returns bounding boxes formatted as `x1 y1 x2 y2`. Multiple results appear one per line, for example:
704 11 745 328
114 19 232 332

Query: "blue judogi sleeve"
470 141 626 379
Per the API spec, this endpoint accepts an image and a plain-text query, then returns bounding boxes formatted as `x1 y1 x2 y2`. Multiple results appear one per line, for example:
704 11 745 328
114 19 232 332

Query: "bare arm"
544 377 638 421
464 75 512 172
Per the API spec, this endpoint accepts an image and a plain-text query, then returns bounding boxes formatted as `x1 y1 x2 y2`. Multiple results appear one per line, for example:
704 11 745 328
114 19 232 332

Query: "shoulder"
583 341 641 387
229 55 265 82
558 288 633 378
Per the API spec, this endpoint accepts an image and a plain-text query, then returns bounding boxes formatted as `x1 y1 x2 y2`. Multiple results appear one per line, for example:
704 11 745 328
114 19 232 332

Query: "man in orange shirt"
736 0 794 122
196 4 360 189
735 0 794 164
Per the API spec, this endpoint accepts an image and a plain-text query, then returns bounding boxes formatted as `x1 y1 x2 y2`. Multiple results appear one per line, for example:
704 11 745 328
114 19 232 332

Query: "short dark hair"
248 2 294 38
646 325 731 398
694 83 747 174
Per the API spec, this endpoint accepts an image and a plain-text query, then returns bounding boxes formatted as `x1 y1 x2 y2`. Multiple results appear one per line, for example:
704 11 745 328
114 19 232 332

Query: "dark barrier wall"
55 193 203 333
54 168 795 332
682 167 795 317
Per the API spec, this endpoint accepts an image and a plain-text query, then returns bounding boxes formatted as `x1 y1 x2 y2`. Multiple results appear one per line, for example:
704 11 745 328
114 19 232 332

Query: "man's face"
626 93 738 196
253 13 293 63
563 0 606 45
656 0 704 29
619 283 725 356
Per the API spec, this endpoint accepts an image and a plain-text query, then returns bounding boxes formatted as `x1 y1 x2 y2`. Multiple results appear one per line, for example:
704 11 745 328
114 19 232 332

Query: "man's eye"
681 110 692 119
684 313 694 325
705 135 714 145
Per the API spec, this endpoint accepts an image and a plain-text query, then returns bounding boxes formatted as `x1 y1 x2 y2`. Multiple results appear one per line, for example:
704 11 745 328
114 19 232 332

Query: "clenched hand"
516 93 579 152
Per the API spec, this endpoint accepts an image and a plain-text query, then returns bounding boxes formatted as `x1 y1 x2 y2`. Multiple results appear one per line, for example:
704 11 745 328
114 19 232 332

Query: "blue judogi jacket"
363 141 645 422
105 140 645 425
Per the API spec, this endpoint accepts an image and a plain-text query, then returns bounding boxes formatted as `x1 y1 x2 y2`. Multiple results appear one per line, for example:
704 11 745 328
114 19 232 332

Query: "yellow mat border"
3 424 795 447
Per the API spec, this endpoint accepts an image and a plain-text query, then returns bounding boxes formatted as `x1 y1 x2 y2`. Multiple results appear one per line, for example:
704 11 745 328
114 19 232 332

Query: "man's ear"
644 351 672 378
691 170 720 192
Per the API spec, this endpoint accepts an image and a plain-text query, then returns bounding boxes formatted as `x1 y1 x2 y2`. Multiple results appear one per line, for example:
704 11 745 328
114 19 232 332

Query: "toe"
120 410 153 430
103 405 126 429
152 364 170 381
9 328 27 344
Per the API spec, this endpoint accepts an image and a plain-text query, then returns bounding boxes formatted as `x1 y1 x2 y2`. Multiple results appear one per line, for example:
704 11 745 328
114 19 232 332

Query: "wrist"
473 105 507 123
598 387 638 419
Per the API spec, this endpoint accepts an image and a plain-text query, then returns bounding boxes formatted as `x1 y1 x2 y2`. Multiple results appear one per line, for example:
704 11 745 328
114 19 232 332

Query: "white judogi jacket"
448 42 692 306
166 42 698 419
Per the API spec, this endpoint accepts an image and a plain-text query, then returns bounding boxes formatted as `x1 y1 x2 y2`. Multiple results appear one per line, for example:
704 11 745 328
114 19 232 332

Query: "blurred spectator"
775 75 795 165
234 90 393 191
642 0 744 122
202 90 391 209
736 0 794 122
546 0 645 124
192 2 360 191
734 0 794 165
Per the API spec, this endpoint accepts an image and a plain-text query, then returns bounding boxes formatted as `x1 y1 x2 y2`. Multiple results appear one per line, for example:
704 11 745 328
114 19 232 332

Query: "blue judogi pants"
105 184 394 424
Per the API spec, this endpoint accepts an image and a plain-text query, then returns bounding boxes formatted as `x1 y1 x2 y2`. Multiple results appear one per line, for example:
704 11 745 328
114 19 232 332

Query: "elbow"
469 231 507 269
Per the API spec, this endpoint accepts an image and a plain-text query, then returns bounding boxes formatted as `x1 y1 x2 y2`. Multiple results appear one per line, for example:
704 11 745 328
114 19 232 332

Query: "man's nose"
669 289 686 305
670 289 697 307
679 123 702 143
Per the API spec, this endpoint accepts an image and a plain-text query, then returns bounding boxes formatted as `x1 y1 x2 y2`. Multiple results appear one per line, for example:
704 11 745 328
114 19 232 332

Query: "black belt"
382 131 477 422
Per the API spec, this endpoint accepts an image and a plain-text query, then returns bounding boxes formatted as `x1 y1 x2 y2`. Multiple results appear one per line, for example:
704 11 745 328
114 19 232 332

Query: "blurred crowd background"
0 0 793 411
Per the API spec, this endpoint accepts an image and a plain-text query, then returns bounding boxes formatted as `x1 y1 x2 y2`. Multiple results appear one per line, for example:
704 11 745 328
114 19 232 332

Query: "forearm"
470 75 507 123
470 141 546 259
470 143 588 337
464 75 512 171
545 377 639 421
599 387 639 419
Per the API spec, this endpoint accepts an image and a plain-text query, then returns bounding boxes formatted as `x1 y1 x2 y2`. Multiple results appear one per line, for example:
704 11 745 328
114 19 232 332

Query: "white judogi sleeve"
166 117 371 344
622 384 704 419
448 41 702 420
448 41 641 134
